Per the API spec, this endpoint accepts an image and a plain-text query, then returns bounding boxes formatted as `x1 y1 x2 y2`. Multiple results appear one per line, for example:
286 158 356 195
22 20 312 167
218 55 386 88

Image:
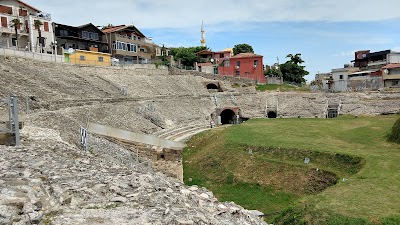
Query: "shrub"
388 117 400 144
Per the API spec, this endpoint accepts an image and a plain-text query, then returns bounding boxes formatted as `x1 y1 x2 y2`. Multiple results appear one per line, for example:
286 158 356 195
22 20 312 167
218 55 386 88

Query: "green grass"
256 84 310 92
183 115 400 224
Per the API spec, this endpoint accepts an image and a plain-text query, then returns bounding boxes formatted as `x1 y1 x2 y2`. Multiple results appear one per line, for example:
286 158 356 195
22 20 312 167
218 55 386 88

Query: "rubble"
0 126 267 224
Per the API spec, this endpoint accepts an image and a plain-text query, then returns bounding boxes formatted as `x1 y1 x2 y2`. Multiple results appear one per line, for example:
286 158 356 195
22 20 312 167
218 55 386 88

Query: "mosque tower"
200 21 206 47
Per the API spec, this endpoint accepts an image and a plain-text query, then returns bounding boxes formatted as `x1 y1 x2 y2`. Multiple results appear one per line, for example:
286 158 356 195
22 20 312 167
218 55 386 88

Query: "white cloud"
24 0 400 29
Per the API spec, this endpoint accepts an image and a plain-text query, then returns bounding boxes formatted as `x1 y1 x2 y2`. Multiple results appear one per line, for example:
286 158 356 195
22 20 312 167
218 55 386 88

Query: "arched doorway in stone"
220 109 236 125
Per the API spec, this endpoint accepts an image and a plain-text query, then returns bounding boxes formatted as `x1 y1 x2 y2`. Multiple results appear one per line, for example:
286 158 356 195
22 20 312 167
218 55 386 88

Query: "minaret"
200 21 206 47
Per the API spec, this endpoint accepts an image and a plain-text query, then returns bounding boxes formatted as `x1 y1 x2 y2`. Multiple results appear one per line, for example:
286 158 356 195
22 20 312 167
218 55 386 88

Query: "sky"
24 0 400 81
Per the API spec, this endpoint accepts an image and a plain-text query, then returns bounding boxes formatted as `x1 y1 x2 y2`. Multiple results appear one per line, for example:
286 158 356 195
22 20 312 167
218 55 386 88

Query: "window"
79 55 85 61
254 60 259 66
130 44 136 52
0 5 12 15
236 61 240 67
98 56 104 62
60 30 68 36
93 33 99 40
235 70 240 77
225 61 230 67
82 31 89 39
339 75 344 80
43 22 49 31
122 42 127 51
393 80 399 86
1 17 7 28
19 9 27 16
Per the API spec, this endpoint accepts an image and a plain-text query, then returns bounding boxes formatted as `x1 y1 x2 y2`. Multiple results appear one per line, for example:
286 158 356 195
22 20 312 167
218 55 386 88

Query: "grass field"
183 115 400 224
256 84 310 92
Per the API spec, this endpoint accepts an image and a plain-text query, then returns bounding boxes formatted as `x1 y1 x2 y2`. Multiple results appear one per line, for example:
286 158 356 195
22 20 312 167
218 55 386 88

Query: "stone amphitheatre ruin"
0 55 400 224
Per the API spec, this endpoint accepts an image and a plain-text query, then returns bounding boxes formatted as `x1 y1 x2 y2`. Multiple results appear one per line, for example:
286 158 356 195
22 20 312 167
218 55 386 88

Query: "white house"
0 0 54 52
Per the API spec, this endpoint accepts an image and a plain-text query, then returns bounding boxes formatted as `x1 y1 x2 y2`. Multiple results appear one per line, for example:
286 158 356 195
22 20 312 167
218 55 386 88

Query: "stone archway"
220 109 236 125
206 83 219 90
267 111 277 118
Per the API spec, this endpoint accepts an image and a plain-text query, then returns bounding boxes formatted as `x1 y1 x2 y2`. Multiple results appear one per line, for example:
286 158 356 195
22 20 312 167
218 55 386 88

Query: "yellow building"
65 48 111 66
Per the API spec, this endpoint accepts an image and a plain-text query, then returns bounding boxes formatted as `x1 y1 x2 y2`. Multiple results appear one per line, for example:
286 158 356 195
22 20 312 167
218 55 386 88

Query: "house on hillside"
102 25 163 64
353 50 400 70
54 22 111 66
382 64 400 88
218 53 266 84
0 0 54 52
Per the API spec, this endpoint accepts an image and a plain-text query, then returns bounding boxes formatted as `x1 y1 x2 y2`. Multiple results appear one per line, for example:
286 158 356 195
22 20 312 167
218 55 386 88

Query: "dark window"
60 30 68 36
98 56 104 62
339 75 343 79
235 70 240 77
236 61 240 67
79 55 85 61
254 60 259 66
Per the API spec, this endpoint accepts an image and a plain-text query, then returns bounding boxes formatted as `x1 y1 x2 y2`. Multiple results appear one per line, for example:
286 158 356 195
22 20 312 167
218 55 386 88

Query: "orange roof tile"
197 62 213 66
231 53 262 58
102 25 127 33
382 63 400 69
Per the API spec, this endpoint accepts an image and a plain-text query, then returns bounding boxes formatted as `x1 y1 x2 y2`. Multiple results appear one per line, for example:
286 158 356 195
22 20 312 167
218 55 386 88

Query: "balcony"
114 34 155 48
0 26 28 36
367 60 386 67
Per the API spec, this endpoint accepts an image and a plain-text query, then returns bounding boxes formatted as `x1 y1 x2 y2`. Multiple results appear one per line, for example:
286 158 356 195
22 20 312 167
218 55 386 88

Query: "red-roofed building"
102 25 164 64
218 53 266 83
0 0 54 53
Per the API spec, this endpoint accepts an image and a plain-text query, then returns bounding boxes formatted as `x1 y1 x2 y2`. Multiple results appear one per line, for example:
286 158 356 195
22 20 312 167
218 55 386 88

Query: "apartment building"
103 25 162 64
0 0 54 52
54 22 111 66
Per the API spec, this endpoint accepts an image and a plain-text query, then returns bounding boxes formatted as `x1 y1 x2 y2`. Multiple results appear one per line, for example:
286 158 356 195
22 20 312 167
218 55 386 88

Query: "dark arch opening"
267 111 277 118
207 83 219 90
220 109 236 125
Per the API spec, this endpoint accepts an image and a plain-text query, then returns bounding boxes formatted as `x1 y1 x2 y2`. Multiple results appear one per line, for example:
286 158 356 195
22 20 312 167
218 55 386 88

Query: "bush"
388 117 400 144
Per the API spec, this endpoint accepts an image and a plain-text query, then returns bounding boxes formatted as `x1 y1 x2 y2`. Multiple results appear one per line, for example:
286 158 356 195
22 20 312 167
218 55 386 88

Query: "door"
64 53 70 63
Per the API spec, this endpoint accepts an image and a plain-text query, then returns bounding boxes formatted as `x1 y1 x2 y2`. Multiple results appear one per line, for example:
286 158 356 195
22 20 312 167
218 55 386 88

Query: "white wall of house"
388 53 400 64
0 0 53 52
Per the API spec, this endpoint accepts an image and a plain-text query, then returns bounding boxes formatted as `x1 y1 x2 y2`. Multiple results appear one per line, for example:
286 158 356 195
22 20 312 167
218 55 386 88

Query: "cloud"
24 0 400 29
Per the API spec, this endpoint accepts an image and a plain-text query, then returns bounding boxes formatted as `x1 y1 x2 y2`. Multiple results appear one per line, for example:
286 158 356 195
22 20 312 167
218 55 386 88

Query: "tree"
169 46 209 67
286 53 304 65
34 20 44 53
10 18 21 48
265 67 283 77
233 43 254 55
280 53 309 84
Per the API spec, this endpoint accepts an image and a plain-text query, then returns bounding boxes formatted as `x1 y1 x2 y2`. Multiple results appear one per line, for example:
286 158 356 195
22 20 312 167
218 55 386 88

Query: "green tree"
265 67 283 77
169 46 209 67
10 18 21 48
286 53 304 64
233 43 254 55
280 54 309 84
34 20 44 53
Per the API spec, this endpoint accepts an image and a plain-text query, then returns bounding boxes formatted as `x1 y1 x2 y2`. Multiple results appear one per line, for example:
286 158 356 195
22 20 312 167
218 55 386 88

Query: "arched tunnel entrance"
267 111 277 118
220 109 236 125
206 83 219 90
